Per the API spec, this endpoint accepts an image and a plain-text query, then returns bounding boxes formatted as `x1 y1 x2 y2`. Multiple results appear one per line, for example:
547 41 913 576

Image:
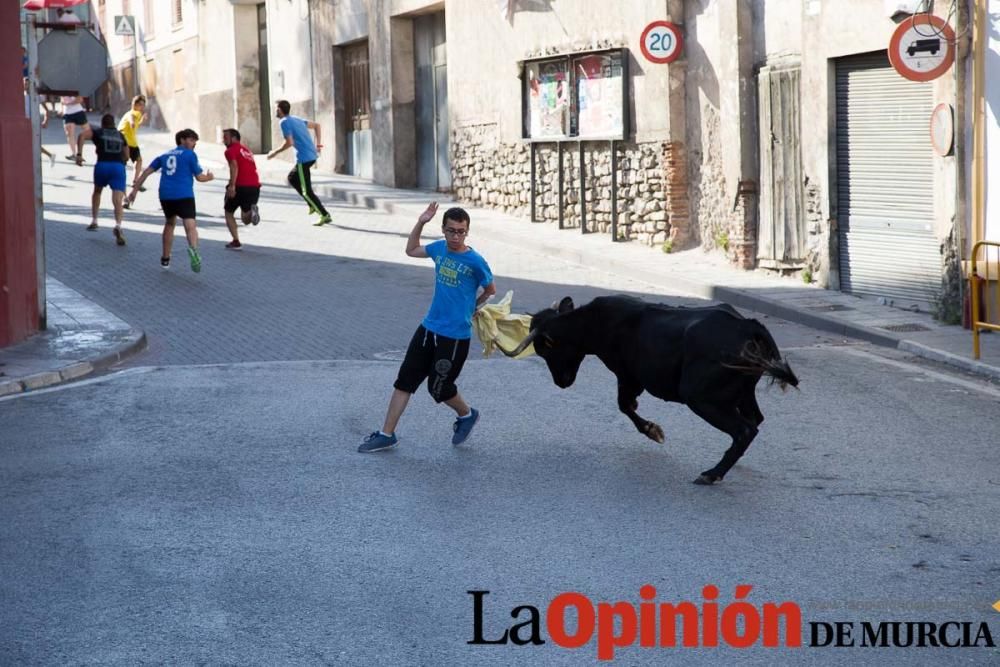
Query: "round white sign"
887 15 955 82
640 21 683 64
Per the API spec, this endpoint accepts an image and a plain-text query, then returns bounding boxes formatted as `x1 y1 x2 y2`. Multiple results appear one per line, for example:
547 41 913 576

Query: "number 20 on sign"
640 21 683 64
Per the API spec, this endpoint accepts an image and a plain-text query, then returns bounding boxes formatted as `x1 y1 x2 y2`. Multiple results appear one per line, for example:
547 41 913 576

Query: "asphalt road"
3 132 999 665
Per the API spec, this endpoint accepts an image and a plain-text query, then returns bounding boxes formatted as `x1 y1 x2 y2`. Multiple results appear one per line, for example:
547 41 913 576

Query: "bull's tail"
725 322 800 390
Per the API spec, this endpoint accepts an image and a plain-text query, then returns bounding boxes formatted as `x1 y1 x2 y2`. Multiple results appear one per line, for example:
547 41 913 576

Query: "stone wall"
452 123 693 246
687 105 727 252
803 175 827 284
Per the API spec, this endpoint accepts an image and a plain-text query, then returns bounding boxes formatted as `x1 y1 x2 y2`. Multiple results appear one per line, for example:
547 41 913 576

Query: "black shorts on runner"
394 325 470 403
128 146 141 162
63 111 87 125
161 198 197 221
224 186 261 213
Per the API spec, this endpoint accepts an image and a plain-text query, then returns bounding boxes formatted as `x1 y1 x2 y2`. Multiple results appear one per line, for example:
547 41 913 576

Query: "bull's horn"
496 330 537 357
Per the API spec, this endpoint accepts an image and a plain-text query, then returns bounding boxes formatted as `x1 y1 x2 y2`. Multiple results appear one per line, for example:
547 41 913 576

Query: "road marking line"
0 367 152 403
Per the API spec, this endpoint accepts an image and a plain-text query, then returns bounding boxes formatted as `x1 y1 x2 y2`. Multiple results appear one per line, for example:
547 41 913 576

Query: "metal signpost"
114 15 139 98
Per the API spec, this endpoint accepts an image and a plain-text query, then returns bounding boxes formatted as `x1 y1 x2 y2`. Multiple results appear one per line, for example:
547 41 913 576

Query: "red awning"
22 0 88 11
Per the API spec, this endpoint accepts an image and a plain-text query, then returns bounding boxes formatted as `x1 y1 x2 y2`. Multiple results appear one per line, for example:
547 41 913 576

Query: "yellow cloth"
117 109 143 147
472 290 534 359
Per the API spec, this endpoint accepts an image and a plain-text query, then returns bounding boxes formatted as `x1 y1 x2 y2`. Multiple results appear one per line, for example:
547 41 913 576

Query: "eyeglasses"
443 228 468 236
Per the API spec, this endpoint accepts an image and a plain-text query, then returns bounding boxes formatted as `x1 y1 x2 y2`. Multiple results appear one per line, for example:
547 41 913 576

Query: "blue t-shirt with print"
149 148 203 200
279 115 318 164
422 240 493 340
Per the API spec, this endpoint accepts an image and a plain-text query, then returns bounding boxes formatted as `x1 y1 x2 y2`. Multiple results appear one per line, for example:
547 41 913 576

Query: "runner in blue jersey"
266 99 331 226
359 204 496 453
128 129 214 272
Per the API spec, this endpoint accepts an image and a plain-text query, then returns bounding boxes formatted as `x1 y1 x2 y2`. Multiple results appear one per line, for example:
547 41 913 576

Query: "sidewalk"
137 127 1000 382
0 277 146 397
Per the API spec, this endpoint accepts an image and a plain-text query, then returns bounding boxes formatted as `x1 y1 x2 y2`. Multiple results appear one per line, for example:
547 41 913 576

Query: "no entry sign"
888 13 955 82
640 21 683 64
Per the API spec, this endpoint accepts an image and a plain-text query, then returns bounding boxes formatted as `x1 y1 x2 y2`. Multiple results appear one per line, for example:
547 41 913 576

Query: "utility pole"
1 4 41 346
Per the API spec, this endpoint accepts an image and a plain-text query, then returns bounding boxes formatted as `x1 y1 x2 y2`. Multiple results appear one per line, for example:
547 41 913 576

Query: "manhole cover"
806 304 855 312
877 323 931 333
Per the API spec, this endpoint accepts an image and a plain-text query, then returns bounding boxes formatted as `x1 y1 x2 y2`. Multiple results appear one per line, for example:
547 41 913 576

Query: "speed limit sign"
640 21 683 64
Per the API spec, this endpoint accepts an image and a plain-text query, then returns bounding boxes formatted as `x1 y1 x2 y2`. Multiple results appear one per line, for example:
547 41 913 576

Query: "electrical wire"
908 0 969 42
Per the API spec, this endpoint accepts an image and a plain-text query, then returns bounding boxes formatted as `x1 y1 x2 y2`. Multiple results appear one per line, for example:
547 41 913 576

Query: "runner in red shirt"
222 128 262 250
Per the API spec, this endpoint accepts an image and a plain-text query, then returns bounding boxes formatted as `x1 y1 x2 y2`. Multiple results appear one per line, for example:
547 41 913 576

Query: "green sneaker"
313 214 332 227
188 247 202 273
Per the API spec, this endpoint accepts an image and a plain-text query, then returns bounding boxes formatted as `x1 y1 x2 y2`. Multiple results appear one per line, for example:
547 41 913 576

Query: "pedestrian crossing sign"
114 15 135 37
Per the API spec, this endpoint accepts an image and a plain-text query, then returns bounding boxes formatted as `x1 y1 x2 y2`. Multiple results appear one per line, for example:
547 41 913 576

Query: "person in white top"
61 96 87 161
55 9 86 160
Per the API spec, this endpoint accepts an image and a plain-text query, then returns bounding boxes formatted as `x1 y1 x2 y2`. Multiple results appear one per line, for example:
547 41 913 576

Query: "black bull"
499 296 799 485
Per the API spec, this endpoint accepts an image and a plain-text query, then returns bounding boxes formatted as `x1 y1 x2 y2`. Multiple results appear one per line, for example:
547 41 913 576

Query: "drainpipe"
971 0 986 249
306 0 318 122
954 0 968 312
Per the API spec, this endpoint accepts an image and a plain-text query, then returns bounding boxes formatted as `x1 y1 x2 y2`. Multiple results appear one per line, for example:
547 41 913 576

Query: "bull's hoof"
644 422 665 444
693 473 721 485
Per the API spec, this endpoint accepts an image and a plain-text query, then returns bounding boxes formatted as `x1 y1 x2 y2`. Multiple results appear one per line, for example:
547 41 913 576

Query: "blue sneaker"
451 408 480 445
358 431 398 453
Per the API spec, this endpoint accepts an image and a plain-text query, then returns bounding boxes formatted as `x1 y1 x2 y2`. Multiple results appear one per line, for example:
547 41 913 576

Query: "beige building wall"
196 0 237 145
798 0 957 290
102 0 200 133
446 0 687 245
261 0 317 155
683 0 959 292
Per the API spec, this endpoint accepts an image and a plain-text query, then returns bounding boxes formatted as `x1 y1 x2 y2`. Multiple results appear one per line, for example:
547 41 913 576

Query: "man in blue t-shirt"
360 204 497 453
266 99 331 226
128 129 214 272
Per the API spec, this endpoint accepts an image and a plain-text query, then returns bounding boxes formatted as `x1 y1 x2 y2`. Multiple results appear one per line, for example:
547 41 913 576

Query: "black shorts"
394 325 470 403
160 198 197 221
128 146 141 162
224 186 261 213
63 111 87 125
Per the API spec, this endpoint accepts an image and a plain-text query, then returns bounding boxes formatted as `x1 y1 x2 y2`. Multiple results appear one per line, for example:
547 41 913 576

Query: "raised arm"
406 202 438 258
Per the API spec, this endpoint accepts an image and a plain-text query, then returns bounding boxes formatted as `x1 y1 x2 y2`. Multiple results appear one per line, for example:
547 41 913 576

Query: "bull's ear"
557 297 574 314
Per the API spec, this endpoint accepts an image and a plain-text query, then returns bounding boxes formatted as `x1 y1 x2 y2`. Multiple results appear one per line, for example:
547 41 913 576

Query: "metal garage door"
836 51 941 309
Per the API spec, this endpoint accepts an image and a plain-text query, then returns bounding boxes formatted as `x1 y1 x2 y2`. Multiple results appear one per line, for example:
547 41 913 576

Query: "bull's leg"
685 401 758 485
738 392 765 427
617 381 664 443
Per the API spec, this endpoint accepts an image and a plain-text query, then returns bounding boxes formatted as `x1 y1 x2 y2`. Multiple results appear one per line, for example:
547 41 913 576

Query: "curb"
898 340 1000 382
0 330 147 397
320 182 906 346
317 181 1000 382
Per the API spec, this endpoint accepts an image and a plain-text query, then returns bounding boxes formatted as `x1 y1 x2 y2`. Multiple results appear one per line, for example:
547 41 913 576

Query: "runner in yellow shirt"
118 95 146 201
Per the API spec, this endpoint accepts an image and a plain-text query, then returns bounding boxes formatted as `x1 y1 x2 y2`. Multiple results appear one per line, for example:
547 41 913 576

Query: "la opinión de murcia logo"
468 587 998 661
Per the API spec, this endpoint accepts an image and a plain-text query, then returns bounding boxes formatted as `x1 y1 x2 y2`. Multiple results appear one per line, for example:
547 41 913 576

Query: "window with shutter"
172 0 182 27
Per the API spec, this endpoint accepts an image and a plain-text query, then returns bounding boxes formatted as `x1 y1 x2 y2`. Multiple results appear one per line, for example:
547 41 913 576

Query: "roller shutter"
835 51 941 308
